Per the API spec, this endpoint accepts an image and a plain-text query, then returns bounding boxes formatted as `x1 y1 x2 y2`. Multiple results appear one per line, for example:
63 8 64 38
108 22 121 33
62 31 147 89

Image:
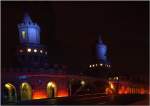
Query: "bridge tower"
17 13 48 67
96 35 107 63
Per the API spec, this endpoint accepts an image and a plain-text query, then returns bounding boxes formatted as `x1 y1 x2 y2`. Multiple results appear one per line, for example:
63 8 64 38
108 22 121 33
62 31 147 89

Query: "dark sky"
2 1 149 75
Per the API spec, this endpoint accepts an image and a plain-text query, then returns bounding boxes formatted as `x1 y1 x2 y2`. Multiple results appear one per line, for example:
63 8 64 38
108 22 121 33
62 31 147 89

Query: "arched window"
47 82 57 98
20 82 32 101
4 83 17 103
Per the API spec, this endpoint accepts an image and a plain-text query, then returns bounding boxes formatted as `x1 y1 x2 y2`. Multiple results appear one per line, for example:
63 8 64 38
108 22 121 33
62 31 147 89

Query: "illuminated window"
34 49 37 53
5 83 17 101
20 82 32 101
100 64 103 66
47 82 57 98
22 31 26 39
27 48 31 52
40 50 43 53
96 64 97 67
93 64 95 67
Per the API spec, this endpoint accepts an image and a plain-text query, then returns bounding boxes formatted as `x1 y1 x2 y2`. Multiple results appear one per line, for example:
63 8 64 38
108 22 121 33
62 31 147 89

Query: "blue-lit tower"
88 35 111 77
96 35 107 63
17 14 48 67
18 14 40 44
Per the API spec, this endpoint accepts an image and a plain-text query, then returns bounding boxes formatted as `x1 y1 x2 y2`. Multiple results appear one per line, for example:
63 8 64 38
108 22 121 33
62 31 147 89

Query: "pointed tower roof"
98 35 103 44
23 13 33 24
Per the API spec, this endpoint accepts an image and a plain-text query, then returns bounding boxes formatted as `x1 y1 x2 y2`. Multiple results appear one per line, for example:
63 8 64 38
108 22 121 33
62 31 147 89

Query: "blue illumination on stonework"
96 36 107 63
17 14 48 67
18 75 28 80
18 13 40 44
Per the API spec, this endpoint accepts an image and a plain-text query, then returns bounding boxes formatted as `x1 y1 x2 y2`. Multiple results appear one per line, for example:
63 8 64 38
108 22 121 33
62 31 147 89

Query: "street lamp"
27 48 31 52
81 80 85 86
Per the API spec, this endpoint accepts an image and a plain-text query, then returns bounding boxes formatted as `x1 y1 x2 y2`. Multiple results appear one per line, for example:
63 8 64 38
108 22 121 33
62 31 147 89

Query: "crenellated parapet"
18 13 40 44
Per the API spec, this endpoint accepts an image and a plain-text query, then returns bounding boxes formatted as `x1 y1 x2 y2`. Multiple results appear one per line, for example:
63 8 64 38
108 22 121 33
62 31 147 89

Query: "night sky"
2 2 149 75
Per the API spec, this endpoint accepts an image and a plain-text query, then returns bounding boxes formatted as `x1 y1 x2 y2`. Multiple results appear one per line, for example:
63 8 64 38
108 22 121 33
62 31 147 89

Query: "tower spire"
23 13 33 24
98 34 103 44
